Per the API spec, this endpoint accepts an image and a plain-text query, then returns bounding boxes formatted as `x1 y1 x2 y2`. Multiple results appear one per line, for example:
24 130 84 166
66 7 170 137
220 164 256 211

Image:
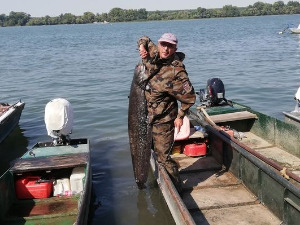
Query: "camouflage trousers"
152 121 181 191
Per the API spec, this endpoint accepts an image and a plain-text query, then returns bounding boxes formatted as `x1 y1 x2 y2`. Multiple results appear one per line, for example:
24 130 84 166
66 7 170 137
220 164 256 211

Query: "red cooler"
15 176 53 199
183 143 207 157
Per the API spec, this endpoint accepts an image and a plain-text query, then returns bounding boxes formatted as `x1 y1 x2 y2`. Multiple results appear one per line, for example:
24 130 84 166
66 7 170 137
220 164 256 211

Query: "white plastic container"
70 167 85 194
53 178 71 197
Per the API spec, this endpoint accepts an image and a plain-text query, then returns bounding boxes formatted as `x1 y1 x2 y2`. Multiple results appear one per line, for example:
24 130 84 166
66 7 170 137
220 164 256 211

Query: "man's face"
158 42 177 59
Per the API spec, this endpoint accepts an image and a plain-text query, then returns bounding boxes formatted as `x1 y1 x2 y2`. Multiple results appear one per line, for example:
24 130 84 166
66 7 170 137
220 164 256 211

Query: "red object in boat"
220 126 234 137
15 176 53 199
183 142 207 157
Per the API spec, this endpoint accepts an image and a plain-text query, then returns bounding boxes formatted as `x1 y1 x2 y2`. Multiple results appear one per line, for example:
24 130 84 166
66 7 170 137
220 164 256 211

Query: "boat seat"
209 111 257 123
10 153 88 173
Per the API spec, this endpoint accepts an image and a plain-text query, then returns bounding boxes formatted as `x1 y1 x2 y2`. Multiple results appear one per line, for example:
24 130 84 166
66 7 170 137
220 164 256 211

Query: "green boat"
150 80 300 225
0 99 91 225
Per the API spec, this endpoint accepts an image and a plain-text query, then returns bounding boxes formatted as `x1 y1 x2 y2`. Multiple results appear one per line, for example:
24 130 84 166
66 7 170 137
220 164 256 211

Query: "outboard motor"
44 98 73 145
198 78 231 107
207 78 225 106
294 87 300 112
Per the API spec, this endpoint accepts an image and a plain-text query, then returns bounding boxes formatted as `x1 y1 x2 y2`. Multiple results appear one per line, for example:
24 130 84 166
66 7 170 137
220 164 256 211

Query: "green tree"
108 8 124 22
221 5 240 17
272 1 285 14
137 8 147 20
0 14 6 26
5 11 31 26
196 7 207 18
82 12 95 23
59 13 76 24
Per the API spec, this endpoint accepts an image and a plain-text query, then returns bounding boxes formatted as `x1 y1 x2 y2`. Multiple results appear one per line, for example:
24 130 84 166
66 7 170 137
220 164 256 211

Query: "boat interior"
166 103 300 224
0 141 89 225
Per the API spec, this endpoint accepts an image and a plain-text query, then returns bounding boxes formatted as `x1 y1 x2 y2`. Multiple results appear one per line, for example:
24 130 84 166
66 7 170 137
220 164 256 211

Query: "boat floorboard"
174 155 222 173
4 196 78 224
191 204 281 225
171 154 281 224
181 170 240 190
182 184 257 210
239 132 273 149
240 131 300 174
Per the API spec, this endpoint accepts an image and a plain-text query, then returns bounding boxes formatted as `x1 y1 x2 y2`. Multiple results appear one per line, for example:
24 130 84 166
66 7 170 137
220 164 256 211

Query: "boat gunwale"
0 101 25 124
150 151 196 225
189 109 300 198
283 111 300 123
204 122 300 199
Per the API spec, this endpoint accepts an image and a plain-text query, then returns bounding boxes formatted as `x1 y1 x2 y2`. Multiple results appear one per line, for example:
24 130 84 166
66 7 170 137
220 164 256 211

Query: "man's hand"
139 44 148 59
174 117 183 132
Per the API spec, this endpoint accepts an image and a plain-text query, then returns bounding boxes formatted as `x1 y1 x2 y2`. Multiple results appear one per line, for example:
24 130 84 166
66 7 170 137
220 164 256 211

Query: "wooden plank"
10 153 88 172
6 197 78 218
192 204 281 225
181 171 240 189
182 184 257 210
240 132 300 172
255 146 300 171
210 111 257 123
240 132 273 149
177 156 222 173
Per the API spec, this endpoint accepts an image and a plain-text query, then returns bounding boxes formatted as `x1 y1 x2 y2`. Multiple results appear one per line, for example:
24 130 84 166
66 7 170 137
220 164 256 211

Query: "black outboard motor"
198 78 231 107
207 78 225 106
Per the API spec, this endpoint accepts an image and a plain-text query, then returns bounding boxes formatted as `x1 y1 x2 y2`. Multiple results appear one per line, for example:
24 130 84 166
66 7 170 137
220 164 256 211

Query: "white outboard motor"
294 87 300 112
44 98 73 145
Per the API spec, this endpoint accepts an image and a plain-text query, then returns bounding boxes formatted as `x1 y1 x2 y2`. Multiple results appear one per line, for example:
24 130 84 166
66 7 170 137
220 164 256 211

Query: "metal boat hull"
150 102 300 224
0 101 25 143
0 138 91 225
283 111 300 127
289 28 300 34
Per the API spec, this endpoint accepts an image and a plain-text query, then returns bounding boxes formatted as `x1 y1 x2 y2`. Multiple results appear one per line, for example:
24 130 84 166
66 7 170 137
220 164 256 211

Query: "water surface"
0 14 300 224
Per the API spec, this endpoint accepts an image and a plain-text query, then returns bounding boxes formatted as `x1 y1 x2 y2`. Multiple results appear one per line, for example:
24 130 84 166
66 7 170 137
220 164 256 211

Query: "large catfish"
128 63 152 189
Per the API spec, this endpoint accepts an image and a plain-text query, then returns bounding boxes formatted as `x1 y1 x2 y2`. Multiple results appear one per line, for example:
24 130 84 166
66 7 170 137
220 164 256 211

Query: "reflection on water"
137 172 175 225
0 126 28 174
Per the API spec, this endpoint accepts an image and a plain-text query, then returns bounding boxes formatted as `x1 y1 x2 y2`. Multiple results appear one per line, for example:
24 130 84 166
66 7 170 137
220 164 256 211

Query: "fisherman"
137 33 196 192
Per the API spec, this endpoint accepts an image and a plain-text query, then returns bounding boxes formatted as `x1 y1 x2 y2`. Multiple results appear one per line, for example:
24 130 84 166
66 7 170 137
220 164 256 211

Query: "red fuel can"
15 176 53 199
183 142 207 157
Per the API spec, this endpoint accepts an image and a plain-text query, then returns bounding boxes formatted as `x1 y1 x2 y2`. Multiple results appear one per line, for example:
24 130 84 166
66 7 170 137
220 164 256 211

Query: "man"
137 33 196 191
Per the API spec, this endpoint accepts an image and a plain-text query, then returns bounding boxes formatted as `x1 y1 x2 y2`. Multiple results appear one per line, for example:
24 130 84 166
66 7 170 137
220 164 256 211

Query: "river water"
0 14 300 225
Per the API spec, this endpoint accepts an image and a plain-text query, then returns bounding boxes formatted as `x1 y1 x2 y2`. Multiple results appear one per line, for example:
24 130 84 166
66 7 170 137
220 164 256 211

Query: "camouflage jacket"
137 36 196 124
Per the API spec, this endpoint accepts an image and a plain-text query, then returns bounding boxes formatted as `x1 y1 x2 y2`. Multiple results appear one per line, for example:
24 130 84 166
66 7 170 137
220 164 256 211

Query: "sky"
0 0 291 17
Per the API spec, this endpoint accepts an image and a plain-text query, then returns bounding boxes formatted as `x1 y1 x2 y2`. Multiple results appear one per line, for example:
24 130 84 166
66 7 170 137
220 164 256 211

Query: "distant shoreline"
1 2 300 27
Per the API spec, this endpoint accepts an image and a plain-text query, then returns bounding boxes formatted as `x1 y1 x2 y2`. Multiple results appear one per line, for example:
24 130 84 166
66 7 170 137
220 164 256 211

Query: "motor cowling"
44 98 73 145
207 78 225 106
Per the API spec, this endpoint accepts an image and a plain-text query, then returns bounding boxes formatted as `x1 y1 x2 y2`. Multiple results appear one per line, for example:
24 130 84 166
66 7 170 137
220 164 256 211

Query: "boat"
150 78 300 225
289 24 300 34
283 87 300 126
0 98 91 225
0 100 25 143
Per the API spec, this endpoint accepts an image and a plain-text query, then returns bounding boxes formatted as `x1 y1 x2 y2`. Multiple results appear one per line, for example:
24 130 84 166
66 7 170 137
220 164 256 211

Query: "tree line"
1 1 300 27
